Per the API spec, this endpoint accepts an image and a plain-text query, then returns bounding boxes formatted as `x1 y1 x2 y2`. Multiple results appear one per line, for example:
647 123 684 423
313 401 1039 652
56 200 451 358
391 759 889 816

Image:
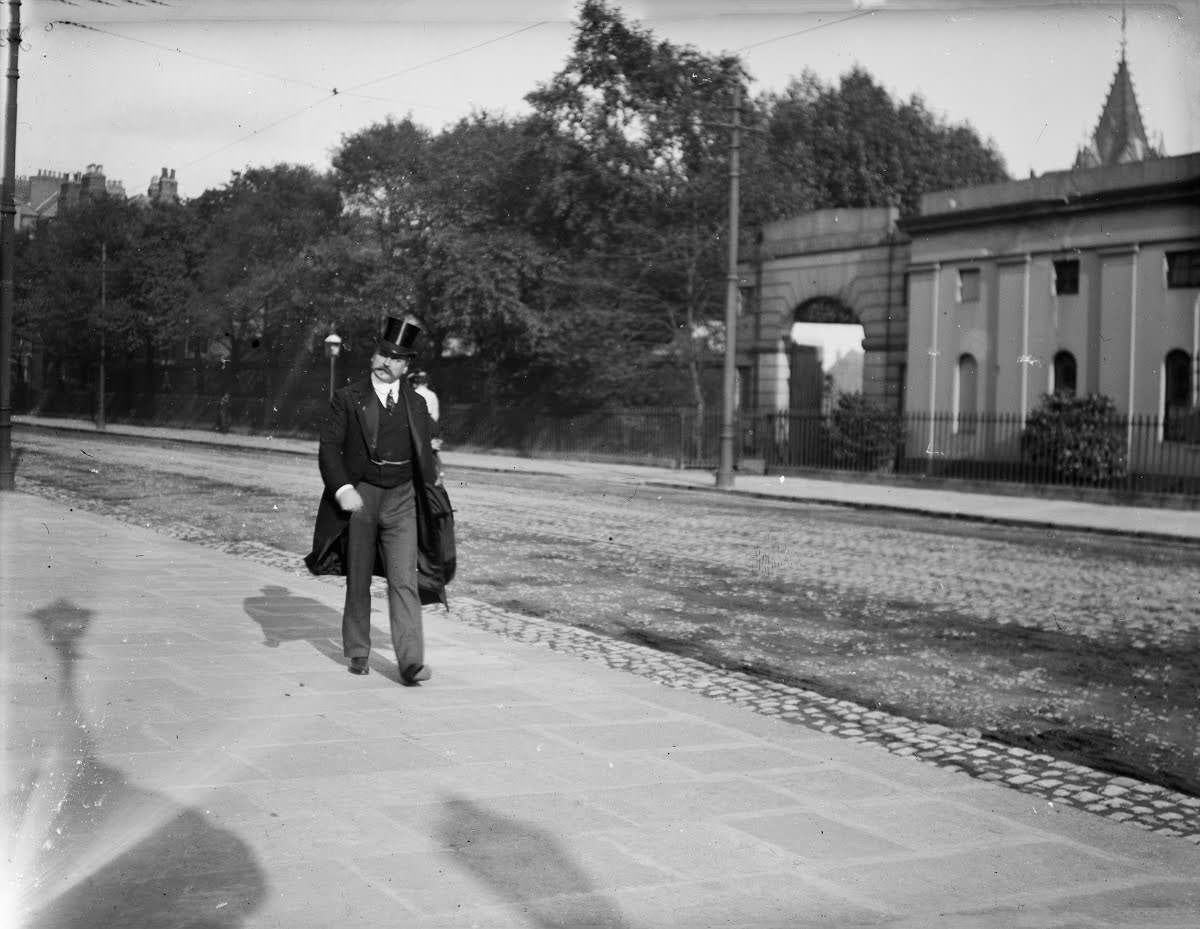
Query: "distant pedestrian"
216 393 231 434
304 315 446 684
409 369 442 451
409 369 439 421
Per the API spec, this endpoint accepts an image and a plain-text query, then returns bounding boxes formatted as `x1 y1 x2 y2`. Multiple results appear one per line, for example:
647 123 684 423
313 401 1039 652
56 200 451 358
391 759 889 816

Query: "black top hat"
377 315 423 357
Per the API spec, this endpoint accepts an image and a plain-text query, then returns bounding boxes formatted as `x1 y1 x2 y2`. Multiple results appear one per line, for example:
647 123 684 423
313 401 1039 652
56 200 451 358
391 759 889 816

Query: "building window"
957 268 980 303
1053 259 1080 295
1052 351 1077 396
953 353 978 435
1166 251 1200 288
1164 349 1195 442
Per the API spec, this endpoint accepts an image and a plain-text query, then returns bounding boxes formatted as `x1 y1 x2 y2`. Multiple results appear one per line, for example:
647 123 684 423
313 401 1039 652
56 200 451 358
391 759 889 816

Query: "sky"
7 0 1199 200
792 322 866 368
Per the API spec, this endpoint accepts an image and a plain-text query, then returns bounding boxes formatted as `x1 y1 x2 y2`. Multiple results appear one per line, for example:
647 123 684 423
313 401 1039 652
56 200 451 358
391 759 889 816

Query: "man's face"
371 351 410 383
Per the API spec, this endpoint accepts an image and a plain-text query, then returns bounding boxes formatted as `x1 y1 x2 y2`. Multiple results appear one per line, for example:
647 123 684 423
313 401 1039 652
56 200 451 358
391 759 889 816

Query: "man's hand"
336 486 364 513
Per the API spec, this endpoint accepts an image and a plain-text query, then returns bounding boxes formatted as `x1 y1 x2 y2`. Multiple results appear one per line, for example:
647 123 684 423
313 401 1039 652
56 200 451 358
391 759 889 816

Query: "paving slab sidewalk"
3 491 1199 928
14 414 1200 542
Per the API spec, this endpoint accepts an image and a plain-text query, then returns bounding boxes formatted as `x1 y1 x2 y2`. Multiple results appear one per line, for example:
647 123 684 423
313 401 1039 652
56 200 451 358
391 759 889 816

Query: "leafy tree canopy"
20 0 1013 415
752 67 1008 219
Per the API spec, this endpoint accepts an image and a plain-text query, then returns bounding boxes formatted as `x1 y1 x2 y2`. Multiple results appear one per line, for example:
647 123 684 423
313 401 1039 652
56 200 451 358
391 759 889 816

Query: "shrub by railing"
1021 393 1128 485
825 393 907 472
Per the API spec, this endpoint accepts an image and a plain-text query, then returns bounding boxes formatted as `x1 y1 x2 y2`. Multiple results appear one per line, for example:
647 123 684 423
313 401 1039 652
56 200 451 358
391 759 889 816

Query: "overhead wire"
45 9 878 174
46 20 333 93
736 9 877 52
183 96 339 169
337 20 551 95
46 17 555 170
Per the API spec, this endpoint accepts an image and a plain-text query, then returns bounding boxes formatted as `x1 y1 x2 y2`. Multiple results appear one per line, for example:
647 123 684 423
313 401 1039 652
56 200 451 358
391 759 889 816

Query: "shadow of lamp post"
323 332 342 401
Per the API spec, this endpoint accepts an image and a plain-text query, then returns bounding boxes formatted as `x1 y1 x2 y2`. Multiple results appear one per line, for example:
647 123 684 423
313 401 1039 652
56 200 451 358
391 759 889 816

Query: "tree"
191 164 343 407
751 67 1008 220
118 202 202 390
14 195 144 395
524 0 744 440
333 114 615 405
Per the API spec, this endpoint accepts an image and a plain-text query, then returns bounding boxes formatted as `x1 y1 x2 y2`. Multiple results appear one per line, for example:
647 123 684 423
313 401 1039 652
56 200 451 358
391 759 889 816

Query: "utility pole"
715 81 742 490
96 242 106 430
0 0 20 491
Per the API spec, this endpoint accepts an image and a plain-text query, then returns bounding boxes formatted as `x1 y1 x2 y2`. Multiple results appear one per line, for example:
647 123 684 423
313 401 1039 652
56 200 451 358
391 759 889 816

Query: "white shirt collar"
370 376 397 405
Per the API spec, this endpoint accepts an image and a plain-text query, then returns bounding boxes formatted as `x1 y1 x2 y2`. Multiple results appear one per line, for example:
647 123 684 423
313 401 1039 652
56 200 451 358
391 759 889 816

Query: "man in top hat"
306 315 440 683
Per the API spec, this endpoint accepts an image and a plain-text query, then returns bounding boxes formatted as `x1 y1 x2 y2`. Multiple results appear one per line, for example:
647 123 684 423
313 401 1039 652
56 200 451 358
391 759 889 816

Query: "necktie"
385 389 396 412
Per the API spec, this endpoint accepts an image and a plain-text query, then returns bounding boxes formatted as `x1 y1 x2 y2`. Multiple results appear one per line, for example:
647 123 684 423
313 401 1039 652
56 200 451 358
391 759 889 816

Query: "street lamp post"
0 0 22 491
96 242 107 431
323 333 342 401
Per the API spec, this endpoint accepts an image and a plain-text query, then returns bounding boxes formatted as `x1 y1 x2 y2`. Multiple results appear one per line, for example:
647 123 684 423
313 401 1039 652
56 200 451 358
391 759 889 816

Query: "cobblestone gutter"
20 479 1200 847
449 596 1200 846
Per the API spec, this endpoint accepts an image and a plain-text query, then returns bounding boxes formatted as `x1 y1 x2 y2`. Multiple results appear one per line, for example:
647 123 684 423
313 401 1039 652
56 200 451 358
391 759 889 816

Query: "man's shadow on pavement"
242 585 400 681
9 598 268 929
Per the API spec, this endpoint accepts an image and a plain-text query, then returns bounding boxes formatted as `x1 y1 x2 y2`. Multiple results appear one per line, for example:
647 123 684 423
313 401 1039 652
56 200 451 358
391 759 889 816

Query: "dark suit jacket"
304 377 452 605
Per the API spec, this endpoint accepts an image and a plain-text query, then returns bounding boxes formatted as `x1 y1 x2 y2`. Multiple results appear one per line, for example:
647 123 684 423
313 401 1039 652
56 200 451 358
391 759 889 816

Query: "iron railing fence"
439 405 1200 498
442 404 724 470
750 409 1200 496
24 390 327 437
16 391 1200 499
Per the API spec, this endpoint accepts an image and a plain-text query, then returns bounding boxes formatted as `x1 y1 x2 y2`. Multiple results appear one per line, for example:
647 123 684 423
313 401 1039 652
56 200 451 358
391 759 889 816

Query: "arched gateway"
736 208 910 415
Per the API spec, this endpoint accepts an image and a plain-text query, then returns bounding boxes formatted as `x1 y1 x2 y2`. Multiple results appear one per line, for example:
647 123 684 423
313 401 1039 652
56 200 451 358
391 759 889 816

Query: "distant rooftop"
915 151 1199 221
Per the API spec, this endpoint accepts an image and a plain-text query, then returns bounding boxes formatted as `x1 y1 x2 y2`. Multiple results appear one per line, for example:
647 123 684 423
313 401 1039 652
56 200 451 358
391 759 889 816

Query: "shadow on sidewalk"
242 584 399 679
8 598 267 929
437 794 633 928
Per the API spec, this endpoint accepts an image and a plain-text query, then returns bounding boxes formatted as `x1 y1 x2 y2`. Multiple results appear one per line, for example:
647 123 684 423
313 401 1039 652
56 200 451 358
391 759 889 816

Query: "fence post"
923 412 934 478
672 408 683 469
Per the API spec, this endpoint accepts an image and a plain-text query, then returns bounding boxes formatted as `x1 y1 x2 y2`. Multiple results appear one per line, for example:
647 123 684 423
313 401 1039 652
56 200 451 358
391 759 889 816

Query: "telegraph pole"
96 242 106 430
715 81 742 490
0 0 21 490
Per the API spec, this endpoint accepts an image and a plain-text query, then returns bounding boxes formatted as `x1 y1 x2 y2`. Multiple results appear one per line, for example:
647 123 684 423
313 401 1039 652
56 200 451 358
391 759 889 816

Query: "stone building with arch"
737 153 1199 469
737 207 909 416
736 42 1199 475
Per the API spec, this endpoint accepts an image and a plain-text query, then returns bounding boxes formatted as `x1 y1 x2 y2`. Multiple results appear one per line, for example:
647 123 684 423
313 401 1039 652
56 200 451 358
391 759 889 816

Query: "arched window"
1052 351 1077 397
954 354 978 435
1164 350 1193 441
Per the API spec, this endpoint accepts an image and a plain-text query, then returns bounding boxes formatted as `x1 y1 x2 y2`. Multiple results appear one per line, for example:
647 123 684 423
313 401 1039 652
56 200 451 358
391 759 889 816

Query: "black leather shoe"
400 664 431 686
348 657 369 675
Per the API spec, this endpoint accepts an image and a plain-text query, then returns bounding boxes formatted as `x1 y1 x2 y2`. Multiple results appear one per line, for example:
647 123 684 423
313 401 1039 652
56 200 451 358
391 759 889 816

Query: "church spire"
1073 4 1161 169
1120 1 1127 62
